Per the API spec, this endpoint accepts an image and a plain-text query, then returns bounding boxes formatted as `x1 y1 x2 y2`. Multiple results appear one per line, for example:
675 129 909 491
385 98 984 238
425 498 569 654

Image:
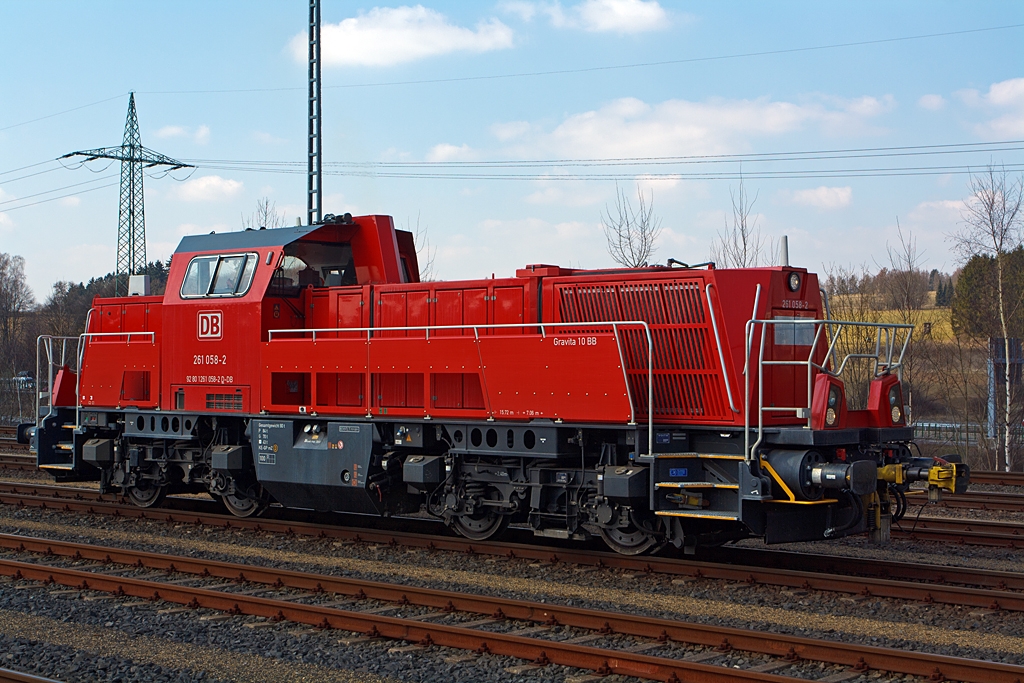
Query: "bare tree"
822 262 875 408
602 184 662 268
0 253 34 366
950 166 1024 471
711 175 776 267
42 281 89 338
0 253 35 423
241 197 286 230
406 212 436 281
875 223 927 423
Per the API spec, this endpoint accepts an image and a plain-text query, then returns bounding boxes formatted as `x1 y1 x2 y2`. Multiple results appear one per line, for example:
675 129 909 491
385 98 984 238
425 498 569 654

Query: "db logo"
198 311 223 340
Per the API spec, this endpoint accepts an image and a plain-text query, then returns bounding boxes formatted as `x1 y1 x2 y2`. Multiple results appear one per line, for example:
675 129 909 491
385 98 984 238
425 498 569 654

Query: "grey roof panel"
174 225 322 253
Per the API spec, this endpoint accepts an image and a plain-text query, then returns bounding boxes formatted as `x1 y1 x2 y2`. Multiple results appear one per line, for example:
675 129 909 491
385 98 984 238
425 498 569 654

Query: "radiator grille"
555 279 729 421
206 393 243 411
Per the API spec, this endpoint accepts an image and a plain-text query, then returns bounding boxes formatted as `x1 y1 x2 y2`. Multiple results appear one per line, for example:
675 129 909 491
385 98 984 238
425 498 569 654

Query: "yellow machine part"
928 463 960 493
876 464 905 485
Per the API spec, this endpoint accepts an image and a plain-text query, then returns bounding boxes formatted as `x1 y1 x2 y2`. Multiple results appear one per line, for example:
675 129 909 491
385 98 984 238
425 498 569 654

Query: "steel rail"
905 488 1024 512
3 485 1024 612
971 470 1024 486
2 532 1023 683
0 554 802 683
0 669 61 683
6 477 1024 593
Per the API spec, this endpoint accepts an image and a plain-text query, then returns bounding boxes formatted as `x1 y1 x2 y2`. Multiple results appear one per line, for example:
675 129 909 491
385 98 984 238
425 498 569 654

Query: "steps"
652 452 744 520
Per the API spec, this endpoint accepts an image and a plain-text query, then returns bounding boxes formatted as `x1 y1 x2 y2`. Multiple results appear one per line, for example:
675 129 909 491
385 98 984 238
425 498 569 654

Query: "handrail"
269 320 655 457
704 283 739 414
818 287 839 371
35 335 82 430
81 331 156 343
743 284 762 463
742 317 913 462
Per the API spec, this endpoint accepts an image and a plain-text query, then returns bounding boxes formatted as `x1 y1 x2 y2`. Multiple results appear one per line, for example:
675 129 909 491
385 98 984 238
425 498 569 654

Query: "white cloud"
501 1 537 21
491 120 531 141
918 94 945 111
783 186 852 210
156 125 187 139
957 78 1024 137
519 94 890 159
58 197 80 207
426 143 473 162
908 199 961 224
0 189 14 228
253 131 286 145
436 217 610 278
156 124 211 144
508 0 669 33
290 6 514 67
523 183 603 206
171 176 243 202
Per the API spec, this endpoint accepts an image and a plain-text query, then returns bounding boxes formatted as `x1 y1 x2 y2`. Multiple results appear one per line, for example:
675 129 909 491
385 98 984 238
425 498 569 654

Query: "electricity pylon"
61 93 193 295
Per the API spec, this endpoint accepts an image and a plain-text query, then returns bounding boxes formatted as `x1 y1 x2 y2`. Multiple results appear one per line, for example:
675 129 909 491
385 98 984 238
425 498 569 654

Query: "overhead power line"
0 94 126 133
0 174 118 207
137 23 1024 95
0 159 60 177
4 22 1019 135
177 139 1024 181
0 181 120 213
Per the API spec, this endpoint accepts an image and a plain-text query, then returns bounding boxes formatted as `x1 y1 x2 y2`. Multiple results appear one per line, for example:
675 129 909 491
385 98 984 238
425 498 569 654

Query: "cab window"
773 315 815 346
181 253 258 298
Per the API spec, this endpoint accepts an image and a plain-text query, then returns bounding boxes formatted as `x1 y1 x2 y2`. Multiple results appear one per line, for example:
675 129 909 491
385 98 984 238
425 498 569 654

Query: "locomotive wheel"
452 511 509 540
599 517 661 555
219 489 268 518
126 482 166 508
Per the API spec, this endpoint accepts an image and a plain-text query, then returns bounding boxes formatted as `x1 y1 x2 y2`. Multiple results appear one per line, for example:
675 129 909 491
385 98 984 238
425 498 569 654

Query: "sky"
1 1 1023 300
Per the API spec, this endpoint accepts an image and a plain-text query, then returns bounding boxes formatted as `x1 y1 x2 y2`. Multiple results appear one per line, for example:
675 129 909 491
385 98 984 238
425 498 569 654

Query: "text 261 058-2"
193 354 227 365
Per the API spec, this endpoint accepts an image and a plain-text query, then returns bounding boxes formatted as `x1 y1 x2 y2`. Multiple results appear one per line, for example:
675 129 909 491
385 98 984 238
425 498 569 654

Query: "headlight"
787 272 801 292
826 407 837 426
888 385 902 423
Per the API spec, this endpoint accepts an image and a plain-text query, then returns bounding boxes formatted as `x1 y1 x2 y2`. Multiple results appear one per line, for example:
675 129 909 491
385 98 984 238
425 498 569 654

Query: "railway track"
0 453 32 469
972 470 1024 486
4 481 1024 614
0 669 58 683
3 531 1023 683
0 426 29 457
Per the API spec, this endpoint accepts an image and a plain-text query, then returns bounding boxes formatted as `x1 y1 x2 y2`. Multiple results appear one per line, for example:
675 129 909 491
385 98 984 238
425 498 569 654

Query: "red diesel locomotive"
25 213 967 554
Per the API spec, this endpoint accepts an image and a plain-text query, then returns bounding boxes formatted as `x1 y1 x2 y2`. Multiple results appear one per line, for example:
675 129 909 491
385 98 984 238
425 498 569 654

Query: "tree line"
0 258 169 424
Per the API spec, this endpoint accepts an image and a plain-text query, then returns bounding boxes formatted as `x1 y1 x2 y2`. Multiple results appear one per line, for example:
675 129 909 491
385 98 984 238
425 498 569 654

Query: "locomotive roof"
174 224 322 254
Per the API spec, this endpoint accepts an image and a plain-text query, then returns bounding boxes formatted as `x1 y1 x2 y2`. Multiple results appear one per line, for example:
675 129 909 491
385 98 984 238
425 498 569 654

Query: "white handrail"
742 317 913 462
81 331 156 343
269 320 655 457
704 283 739 414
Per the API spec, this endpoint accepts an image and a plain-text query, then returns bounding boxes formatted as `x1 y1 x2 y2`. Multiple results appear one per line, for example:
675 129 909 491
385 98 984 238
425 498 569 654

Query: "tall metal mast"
307 0 322 226
61 93 192 295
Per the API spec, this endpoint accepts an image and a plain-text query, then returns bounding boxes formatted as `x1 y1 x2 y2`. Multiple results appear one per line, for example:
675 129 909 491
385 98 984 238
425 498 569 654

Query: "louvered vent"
206 393 243 411
555 279 729 421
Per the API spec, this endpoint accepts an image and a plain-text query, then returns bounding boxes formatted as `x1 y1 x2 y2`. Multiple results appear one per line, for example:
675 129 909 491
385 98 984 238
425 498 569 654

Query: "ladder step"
655 510 739 520
656 482 738 490
39 464 75 471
